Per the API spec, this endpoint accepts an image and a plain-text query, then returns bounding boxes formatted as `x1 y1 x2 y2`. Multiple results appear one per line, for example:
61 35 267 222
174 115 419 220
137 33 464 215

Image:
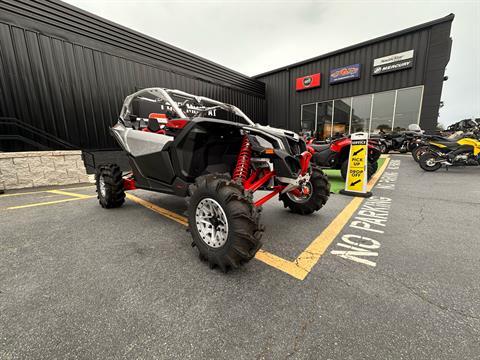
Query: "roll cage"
119 87 255 126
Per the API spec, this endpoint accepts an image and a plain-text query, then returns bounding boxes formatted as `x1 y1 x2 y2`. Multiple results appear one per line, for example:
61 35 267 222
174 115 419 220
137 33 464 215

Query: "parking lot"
1 154 479 359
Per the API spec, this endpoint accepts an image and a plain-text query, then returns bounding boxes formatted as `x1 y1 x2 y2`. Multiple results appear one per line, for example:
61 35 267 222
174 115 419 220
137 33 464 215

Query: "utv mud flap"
82 149 130 174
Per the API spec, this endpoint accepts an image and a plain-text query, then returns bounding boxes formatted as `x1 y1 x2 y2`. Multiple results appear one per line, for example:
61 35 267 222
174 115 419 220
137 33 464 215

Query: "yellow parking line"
282 156 391 280
292 197 365 279
47 189 93 199
254 250 308 280
6 196 95 210
125 193 289 271
124 156 391 280
59 185 95 191
126 193 189 227
0 189 50 198
0 185 95 198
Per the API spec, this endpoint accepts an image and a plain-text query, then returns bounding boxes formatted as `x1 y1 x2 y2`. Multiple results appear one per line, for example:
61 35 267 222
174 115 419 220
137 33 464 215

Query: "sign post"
340 132 372 198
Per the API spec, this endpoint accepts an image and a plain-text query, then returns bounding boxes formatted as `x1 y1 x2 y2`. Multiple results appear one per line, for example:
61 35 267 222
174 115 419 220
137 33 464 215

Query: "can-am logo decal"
296 73 321 91
329 64 361 84
372 50 414 75
158 103 217 117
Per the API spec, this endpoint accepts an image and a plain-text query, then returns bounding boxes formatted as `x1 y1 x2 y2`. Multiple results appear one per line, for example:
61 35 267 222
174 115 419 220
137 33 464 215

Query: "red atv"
309 136 381 180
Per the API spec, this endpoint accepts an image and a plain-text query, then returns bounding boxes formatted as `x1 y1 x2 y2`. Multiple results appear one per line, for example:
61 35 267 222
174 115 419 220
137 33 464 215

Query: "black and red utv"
309 137 381 180
96 88 330 271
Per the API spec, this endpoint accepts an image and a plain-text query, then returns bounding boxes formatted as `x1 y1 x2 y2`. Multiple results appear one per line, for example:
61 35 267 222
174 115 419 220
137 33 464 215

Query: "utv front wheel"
96 164 125 208
280 167 330 215
188 174 263 272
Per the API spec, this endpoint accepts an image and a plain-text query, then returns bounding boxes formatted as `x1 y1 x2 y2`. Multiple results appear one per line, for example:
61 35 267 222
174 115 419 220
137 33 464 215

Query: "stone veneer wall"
0 151 90 191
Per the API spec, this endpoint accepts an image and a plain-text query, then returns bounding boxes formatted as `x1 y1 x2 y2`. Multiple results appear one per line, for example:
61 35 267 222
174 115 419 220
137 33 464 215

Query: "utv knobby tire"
96 164 125 208
340 160 375 181
419 152 442 172
188 174 263 272
279 167 330 215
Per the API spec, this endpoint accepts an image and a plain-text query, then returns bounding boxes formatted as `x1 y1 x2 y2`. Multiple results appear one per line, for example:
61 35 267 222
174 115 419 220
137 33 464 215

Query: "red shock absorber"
233 135 252 185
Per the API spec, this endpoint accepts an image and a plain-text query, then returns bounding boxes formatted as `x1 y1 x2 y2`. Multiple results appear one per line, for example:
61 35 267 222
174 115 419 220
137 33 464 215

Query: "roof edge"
254 13 454 78
40 0 263 87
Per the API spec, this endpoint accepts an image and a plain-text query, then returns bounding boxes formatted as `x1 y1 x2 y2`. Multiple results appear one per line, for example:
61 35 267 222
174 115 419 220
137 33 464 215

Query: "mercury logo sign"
303 76 312 87
372 50 414 76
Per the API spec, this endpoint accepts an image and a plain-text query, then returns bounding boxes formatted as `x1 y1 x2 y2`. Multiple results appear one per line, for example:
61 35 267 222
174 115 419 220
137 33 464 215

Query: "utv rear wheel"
188 174 263 272
341 160 375 181
419 152 442 172
280 167 330 215
96 164 125 208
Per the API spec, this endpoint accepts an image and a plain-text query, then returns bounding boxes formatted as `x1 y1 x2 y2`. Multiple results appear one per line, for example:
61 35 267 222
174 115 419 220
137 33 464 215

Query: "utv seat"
142 113 167 134
142 120 166 134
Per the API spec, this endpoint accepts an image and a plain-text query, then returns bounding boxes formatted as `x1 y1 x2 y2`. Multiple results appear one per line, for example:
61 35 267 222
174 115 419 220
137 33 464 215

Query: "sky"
63 0 480 127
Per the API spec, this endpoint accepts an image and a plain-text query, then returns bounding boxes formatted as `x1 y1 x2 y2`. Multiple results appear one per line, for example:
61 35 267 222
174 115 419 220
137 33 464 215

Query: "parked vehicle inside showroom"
96 88 330 271
374 124 424 154
309 136 381 180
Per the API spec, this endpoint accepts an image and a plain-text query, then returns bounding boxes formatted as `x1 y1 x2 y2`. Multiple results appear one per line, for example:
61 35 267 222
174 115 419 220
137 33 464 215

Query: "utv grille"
287 138 306 155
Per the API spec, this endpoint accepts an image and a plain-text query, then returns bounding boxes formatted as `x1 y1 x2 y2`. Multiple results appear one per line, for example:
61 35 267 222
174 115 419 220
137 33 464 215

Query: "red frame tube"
244 170 275 192
299 151 312 175
248 150 314 207
123 177 137 190
254 186 285 207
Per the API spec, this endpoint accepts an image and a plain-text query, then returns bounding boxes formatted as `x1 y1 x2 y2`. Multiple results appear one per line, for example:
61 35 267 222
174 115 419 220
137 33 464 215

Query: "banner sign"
373 49 414 75
329 64 361 84
295 73 321 91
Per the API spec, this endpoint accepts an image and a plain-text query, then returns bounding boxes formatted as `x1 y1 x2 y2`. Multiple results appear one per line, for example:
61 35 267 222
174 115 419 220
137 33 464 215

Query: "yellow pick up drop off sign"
340 132 372 198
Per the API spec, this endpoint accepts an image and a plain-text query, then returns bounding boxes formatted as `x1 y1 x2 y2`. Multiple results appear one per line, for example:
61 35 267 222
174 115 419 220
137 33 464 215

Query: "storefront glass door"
316 101 333 139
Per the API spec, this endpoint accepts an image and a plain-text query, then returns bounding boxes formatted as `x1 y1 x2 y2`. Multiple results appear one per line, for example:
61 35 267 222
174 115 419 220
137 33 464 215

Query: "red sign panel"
295 73 321 91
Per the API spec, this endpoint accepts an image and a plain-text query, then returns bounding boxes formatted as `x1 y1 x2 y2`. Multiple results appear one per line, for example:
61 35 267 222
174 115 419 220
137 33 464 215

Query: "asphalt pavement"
0 154 479 359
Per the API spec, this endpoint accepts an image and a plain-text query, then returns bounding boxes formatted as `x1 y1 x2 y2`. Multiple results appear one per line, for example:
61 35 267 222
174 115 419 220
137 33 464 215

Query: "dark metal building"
255 14 454 137
0 1 453 152
0 0 266 152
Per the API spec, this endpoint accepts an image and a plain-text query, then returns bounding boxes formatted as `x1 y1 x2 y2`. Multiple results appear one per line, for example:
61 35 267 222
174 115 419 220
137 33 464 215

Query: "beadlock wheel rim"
286 182 313 204
195 198 229 248
99 176 107 197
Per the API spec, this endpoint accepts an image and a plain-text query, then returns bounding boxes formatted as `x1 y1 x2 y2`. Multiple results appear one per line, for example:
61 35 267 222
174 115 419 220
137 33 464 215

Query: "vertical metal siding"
0 2 266 151
0 0 264 95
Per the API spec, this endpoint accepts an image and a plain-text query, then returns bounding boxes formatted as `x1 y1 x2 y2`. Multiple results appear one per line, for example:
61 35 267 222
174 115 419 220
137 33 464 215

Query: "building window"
393 87 423 131
316 101 333 139
333 98 351 137
299 85 423 138
300 104 316 133
350 94 372 133
370 91 396 133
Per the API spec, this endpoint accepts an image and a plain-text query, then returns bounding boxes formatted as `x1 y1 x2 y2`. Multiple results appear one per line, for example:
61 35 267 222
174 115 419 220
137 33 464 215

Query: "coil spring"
233 135 252 184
